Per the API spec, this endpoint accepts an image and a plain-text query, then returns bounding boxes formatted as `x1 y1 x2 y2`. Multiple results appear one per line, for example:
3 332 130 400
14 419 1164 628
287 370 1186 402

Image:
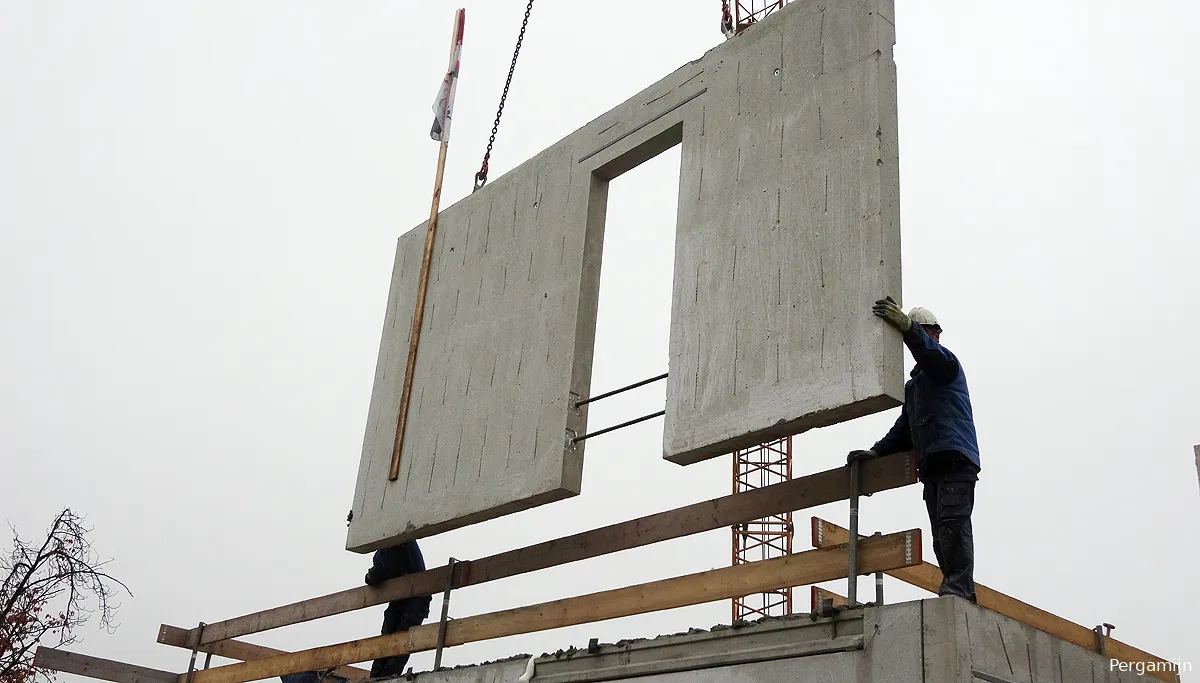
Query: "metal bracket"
433 558 460 670
184 622 206 683
847 459 861 606
1093 623 1114 656
873 531 884 606
820 597 835 618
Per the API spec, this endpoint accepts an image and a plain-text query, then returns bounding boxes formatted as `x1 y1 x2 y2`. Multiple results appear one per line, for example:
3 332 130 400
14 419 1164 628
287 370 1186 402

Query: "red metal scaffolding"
731 435 795 621
726 1 790 37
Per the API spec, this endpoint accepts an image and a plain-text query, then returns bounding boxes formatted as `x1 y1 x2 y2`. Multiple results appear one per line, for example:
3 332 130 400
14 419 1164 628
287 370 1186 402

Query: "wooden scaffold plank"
33 647 177 683
810 585 848 611
163 453 917 649
154 626 369 681
809 517 1181 683
177 530 922 683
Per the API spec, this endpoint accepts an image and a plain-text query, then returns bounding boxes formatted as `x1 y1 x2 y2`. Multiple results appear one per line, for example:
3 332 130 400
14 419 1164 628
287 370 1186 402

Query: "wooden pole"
155 626 369 681
34 647 177 683
809 517 1182 683
164 453 917 648
179 531 922 683
389 8 466 481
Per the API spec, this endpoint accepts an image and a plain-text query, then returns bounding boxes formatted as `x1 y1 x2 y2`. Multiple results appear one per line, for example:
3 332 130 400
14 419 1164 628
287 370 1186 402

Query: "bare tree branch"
0 509 130 683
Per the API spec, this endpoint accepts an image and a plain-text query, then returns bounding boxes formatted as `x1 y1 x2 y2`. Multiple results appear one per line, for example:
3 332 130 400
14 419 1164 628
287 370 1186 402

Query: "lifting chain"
473 0 535 192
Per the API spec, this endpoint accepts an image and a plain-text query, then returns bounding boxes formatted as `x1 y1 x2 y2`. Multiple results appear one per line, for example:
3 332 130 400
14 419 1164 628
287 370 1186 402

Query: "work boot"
369 655 409 680
936 515 975 600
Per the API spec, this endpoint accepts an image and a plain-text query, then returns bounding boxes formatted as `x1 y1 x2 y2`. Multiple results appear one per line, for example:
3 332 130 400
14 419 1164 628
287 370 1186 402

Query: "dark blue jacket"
872 323 980 471
370 541 426 582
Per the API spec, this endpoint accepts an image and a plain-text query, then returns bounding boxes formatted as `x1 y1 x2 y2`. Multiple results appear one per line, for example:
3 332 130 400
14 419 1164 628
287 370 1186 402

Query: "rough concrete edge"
665 393 899 465
388 608 868 682
346 484 577 552
921 596 973 683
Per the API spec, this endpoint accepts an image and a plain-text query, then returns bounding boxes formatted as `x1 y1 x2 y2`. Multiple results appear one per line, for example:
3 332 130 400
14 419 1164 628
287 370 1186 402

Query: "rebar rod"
574 373 668 407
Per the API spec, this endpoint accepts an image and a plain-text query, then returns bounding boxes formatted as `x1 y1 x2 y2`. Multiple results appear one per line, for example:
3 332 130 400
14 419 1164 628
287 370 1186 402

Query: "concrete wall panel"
951 598 1155 683
400 598 1174 683
664 0 904 464
347 140 593 552
348 0 906 548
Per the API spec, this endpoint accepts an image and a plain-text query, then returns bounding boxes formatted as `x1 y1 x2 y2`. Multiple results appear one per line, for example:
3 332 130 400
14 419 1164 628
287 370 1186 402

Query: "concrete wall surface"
347 0 905 550
394 597 1162 683
664 0 904 465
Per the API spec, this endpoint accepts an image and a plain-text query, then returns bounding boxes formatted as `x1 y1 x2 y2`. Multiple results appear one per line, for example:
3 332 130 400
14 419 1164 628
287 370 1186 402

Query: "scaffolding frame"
731 436 795 622
731 1 789 35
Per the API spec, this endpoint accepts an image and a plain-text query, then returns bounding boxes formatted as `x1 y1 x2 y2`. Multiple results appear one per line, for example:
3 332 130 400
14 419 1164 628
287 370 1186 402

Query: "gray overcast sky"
2 0 1198 680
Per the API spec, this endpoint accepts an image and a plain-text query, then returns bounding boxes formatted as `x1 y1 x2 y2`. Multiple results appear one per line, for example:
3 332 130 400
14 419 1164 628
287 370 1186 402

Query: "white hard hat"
908 307 940 328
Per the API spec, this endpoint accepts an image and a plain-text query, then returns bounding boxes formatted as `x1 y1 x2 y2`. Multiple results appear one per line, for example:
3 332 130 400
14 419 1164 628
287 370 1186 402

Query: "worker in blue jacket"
364 540 433 679
848 297 981 602
278 542 430 683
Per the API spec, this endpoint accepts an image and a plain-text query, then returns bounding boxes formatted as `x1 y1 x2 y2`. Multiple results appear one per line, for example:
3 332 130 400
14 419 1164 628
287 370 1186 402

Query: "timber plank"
170 453 916 647
810 586 848 611
156 626 369 681
181 530 922 683
34 647 176 683
809 517 1181 683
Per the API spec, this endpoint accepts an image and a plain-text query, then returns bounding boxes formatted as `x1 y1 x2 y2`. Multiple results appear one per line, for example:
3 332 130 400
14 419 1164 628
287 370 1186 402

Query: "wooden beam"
180 530 922 683
168 453 917 647
34 647 177 683
156 626 369 682
810 585 848 611
389 8 465 482
809 517 1181 683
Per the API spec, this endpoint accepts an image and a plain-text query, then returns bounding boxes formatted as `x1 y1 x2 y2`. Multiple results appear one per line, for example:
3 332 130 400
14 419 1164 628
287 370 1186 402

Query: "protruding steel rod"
185 622 206 683
873 531 884 605
574 373 668 408
433 557 459 670
571 410 665 444
847 460 860 605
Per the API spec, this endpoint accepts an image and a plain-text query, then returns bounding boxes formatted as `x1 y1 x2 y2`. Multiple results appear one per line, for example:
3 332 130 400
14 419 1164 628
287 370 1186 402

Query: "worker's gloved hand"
364 568 383 587
847 449 878 465
872 296 912 332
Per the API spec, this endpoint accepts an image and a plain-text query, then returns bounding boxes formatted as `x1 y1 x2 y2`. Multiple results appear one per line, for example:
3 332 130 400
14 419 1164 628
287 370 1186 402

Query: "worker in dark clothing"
848 297 981 603
278 542 431 683
363 540 432 679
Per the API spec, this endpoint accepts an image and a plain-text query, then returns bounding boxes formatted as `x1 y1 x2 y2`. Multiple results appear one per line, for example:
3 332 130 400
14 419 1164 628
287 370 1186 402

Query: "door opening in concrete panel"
586 143 681 456
581 137 727 507
576 140 731 629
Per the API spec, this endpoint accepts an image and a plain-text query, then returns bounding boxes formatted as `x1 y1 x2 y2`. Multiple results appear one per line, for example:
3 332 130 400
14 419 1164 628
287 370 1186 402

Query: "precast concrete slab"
664 0 905 464
388 597 1169 683
347 140 599 552
348 0 905 550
